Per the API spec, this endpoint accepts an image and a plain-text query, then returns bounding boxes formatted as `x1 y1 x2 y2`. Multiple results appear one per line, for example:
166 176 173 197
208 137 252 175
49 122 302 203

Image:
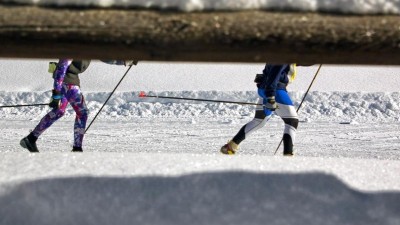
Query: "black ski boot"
20 133 39 153
72 146 83 152
283 133 294 156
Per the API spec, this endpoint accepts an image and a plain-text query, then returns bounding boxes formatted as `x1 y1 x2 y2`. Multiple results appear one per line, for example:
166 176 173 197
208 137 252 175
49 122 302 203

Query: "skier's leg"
30 92 68 138
67 85 88 151
21 87 68 152
232 100 272 145
221 97 272 154
275 89 298 155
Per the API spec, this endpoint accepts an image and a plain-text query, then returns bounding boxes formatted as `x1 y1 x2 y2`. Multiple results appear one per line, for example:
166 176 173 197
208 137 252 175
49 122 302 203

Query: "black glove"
124 60 138 66
254 74 264 88
264 96 277 111
49 90 62 109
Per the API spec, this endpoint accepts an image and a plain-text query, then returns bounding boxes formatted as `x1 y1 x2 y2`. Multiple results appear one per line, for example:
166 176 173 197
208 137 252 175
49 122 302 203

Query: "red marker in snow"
139 91 146 98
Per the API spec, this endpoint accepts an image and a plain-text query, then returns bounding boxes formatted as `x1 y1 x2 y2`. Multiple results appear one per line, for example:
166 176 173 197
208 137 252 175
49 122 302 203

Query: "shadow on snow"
0 172 399 225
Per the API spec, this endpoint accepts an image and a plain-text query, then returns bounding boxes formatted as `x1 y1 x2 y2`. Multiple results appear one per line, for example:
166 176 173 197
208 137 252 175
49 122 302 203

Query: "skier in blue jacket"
220 63 299 156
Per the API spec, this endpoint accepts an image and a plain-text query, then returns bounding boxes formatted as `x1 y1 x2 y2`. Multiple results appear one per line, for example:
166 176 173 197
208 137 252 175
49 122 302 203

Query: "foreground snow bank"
0 153 399 225
4 0 400 14
1 91 400 122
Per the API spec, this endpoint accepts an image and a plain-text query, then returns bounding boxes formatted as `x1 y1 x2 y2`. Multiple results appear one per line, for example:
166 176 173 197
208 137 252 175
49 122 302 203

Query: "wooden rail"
0 5 399 64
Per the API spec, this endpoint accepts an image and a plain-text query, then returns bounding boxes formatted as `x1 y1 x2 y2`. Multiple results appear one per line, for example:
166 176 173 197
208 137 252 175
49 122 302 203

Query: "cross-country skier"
220 63 299 156
20 59 136 152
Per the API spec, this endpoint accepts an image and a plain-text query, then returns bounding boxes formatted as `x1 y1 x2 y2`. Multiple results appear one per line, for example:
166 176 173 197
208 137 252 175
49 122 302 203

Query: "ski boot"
283 151 294 156
71 146 83 152
20 134 39 153
283 134 294 156
220 140 239 155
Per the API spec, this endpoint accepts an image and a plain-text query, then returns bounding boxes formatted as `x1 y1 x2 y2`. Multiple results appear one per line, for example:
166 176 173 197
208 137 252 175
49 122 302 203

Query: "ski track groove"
1 118 400 160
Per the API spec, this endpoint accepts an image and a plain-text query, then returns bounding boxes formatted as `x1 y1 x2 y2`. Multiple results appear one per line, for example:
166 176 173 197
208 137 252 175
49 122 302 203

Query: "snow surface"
1 60 400 224
3 0 400 14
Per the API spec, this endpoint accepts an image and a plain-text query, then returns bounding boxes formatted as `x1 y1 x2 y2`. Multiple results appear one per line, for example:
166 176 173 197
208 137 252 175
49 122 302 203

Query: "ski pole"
85 64 134 134
0 103 48 108
273 64 323 155
138 91 263 106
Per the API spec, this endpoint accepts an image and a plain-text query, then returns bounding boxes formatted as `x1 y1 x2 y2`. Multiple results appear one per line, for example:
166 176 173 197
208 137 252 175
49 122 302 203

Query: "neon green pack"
287 63 297 83
48 62 57 74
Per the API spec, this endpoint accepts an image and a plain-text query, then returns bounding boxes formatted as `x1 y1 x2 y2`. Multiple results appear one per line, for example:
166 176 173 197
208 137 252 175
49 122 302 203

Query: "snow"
1 59 400 224
3 0 400 14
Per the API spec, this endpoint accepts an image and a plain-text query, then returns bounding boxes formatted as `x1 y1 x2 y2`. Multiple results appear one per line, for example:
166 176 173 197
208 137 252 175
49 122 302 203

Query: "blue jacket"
257 64 290 97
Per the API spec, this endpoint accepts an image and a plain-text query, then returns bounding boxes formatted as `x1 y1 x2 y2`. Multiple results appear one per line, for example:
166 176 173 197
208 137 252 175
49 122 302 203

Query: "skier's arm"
53 59 72 92
100 60 137 66
263 65 286 97
261 64 288 111
50 59 72 109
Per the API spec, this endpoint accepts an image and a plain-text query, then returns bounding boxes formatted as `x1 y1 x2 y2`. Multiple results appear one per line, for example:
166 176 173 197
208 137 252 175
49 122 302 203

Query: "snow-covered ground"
1 60 400 224
4 0 400 14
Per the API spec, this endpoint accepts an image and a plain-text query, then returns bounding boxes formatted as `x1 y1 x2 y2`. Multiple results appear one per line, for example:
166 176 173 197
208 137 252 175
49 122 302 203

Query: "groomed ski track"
1 119 400 191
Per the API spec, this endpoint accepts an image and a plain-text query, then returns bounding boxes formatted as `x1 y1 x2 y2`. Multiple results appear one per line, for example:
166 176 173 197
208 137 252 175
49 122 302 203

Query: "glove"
124 60 138 66
49 90 62 109
264 96 277 111
254 74 264 88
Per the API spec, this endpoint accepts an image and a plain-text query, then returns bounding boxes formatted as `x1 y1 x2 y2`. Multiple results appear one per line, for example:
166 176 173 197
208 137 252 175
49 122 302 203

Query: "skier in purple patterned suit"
20 59 135 152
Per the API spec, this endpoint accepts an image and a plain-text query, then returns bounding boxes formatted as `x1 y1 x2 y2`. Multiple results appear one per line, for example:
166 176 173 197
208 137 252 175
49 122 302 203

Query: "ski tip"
139 91 146 98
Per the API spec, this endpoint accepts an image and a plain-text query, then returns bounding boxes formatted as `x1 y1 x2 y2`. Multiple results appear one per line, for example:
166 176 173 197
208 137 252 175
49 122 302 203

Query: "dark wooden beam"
1 5 400 64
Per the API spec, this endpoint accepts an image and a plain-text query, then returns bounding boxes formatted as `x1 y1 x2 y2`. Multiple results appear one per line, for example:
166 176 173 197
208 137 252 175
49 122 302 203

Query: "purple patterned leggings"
32 84 89 148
